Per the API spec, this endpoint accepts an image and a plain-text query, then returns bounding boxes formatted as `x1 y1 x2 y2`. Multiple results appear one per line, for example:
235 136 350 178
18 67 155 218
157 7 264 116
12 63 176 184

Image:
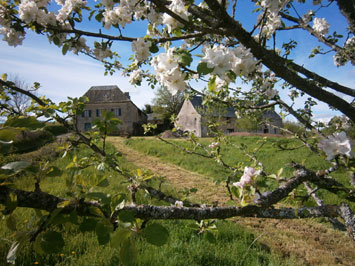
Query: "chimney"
124 92 130 99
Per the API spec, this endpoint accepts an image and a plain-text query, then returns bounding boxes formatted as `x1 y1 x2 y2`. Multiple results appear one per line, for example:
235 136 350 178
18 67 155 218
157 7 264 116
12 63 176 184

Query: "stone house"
176 96 283 137
76 85 147 135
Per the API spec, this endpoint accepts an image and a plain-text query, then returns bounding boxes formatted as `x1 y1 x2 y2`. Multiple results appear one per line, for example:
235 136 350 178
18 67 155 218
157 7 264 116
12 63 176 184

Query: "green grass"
125 136 352 207
0 141 300 265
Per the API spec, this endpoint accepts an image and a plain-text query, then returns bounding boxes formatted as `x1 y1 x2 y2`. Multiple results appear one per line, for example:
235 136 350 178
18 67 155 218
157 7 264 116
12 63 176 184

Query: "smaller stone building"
176 96 283 137
76 85 147 135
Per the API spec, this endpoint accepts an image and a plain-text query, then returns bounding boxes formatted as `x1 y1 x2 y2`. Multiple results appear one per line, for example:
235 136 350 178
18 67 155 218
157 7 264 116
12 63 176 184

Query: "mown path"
108 137 355 266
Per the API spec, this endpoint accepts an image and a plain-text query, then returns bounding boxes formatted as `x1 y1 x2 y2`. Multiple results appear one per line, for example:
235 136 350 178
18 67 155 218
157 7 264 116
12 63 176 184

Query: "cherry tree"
0 0 354 264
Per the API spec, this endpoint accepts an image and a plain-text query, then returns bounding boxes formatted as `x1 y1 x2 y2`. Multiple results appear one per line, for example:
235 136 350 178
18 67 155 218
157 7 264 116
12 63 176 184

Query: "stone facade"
176 96 283 137
76 85 147 135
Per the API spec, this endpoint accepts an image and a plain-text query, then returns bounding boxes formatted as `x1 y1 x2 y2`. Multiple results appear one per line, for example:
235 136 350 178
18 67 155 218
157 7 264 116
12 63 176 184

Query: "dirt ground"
108 137 355 266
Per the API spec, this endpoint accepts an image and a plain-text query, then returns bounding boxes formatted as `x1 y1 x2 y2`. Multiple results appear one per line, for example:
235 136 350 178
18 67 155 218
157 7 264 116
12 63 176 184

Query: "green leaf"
86 192 111 205
149 43 159 53
97 176 109 187
111 228 131 248
1 161 30 173
144 223 169 246
95 12 104 22
40 231 64 254
88 206 105 217
0 140 13 154
111 193 126 211
174 50 192 67
119 239 137 266
79 218 98 232
6 215 17 231
57 200 70 208
197 62 213 75
62 43 70 55
46 166 62 177
95 221 112 245
118 210 135 223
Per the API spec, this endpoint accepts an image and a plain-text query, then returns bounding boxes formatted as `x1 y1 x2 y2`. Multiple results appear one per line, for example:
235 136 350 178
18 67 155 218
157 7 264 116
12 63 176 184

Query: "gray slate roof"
189 96 282 120
190 96 236 118
84 85 130 103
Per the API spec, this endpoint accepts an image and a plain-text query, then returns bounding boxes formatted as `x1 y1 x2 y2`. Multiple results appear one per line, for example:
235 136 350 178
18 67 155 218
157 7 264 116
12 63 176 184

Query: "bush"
43 124 68 136
0 127 55 154
4 116 44 130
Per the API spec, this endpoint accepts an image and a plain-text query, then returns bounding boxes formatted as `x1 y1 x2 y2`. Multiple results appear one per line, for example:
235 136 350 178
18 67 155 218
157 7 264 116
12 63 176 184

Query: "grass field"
0 141 300 265
125 136 352 206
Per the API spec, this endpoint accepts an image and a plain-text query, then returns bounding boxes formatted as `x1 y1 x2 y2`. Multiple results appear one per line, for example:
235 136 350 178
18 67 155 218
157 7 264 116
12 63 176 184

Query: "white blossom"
318 132 352 160
162 0 189 33
0 27 25 47
93 46 113 61
209 142 220 149
312 17 329 35
132 38 151 62
56 0 88 23
201 45 233 78
129 69 143 85
151 47 186 95
231 45 257 78
174 200 183 208
232 167 261 188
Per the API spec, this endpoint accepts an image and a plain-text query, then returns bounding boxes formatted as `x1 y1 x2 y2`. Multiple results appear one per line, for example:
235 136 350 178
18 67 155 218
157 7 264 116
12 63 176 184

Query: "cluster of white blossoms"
131 38 151 62
258 0 283 38
93 43 113 61
56 0 88 23
174 200 184 208
18 0 56 26
201 45 232 78
102 0 148 29
312 17 330 35
232 167 261 188
231 45 258 78
200 44 258 81
0 27 25 47
208 142 220 149
69 37 90 55
162 0 189 33
261 72 278 99
129 69 143 85
151 47 187 95
318 132 352 160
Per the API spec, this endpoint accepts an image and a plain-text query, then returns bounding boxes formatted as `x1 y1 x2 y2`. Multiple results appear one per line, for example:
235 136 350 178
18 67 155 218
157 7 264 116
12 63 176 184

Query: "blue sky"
0 0 353 122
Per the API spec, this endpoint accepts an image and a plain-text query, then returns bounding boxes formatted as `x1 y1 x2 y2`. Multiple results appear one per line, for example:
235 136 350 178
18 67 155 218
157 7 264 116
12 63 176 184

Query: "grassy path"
108 137 355 266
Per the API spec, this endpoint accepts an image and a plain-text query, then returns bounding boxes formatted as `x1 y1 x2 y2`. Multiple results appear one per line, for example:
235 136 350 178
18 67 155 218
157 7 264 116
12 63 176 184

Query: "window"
96 109 101 117
88 110 92 118
115 108 121 116
84 123 91 131
81 112 85 118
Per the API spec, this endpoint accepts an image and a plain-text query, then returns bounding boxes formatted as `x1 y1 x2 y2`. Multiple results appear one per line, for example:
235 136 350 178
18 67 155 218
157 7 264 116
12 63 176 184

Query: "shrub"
0 127 55 154
4 116 44 130
43 124 69 136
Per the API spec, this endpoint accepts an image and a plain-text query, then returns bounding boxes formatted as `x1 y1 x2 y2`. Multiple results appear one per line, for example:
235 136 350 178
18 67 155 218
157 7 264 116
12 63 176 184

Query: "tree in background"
0 74 37 118
0 1 354 264
152 87 184 125
141 104 153 114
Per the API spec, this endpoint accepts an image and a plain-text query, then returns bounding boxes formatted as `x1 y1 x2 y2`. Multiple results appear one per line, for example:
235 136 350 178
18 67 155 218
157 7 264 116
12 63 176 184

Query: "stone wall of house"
176 100 203 137
76 101 146 135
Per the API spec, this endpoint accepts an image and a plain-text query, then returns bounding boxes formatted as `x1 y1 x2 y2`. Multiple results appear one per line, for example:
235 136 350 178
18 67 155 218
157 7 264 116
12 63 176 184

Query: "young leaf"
197 62 213 75
119 239 137 266
95 222 111 245
144 223 169 246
